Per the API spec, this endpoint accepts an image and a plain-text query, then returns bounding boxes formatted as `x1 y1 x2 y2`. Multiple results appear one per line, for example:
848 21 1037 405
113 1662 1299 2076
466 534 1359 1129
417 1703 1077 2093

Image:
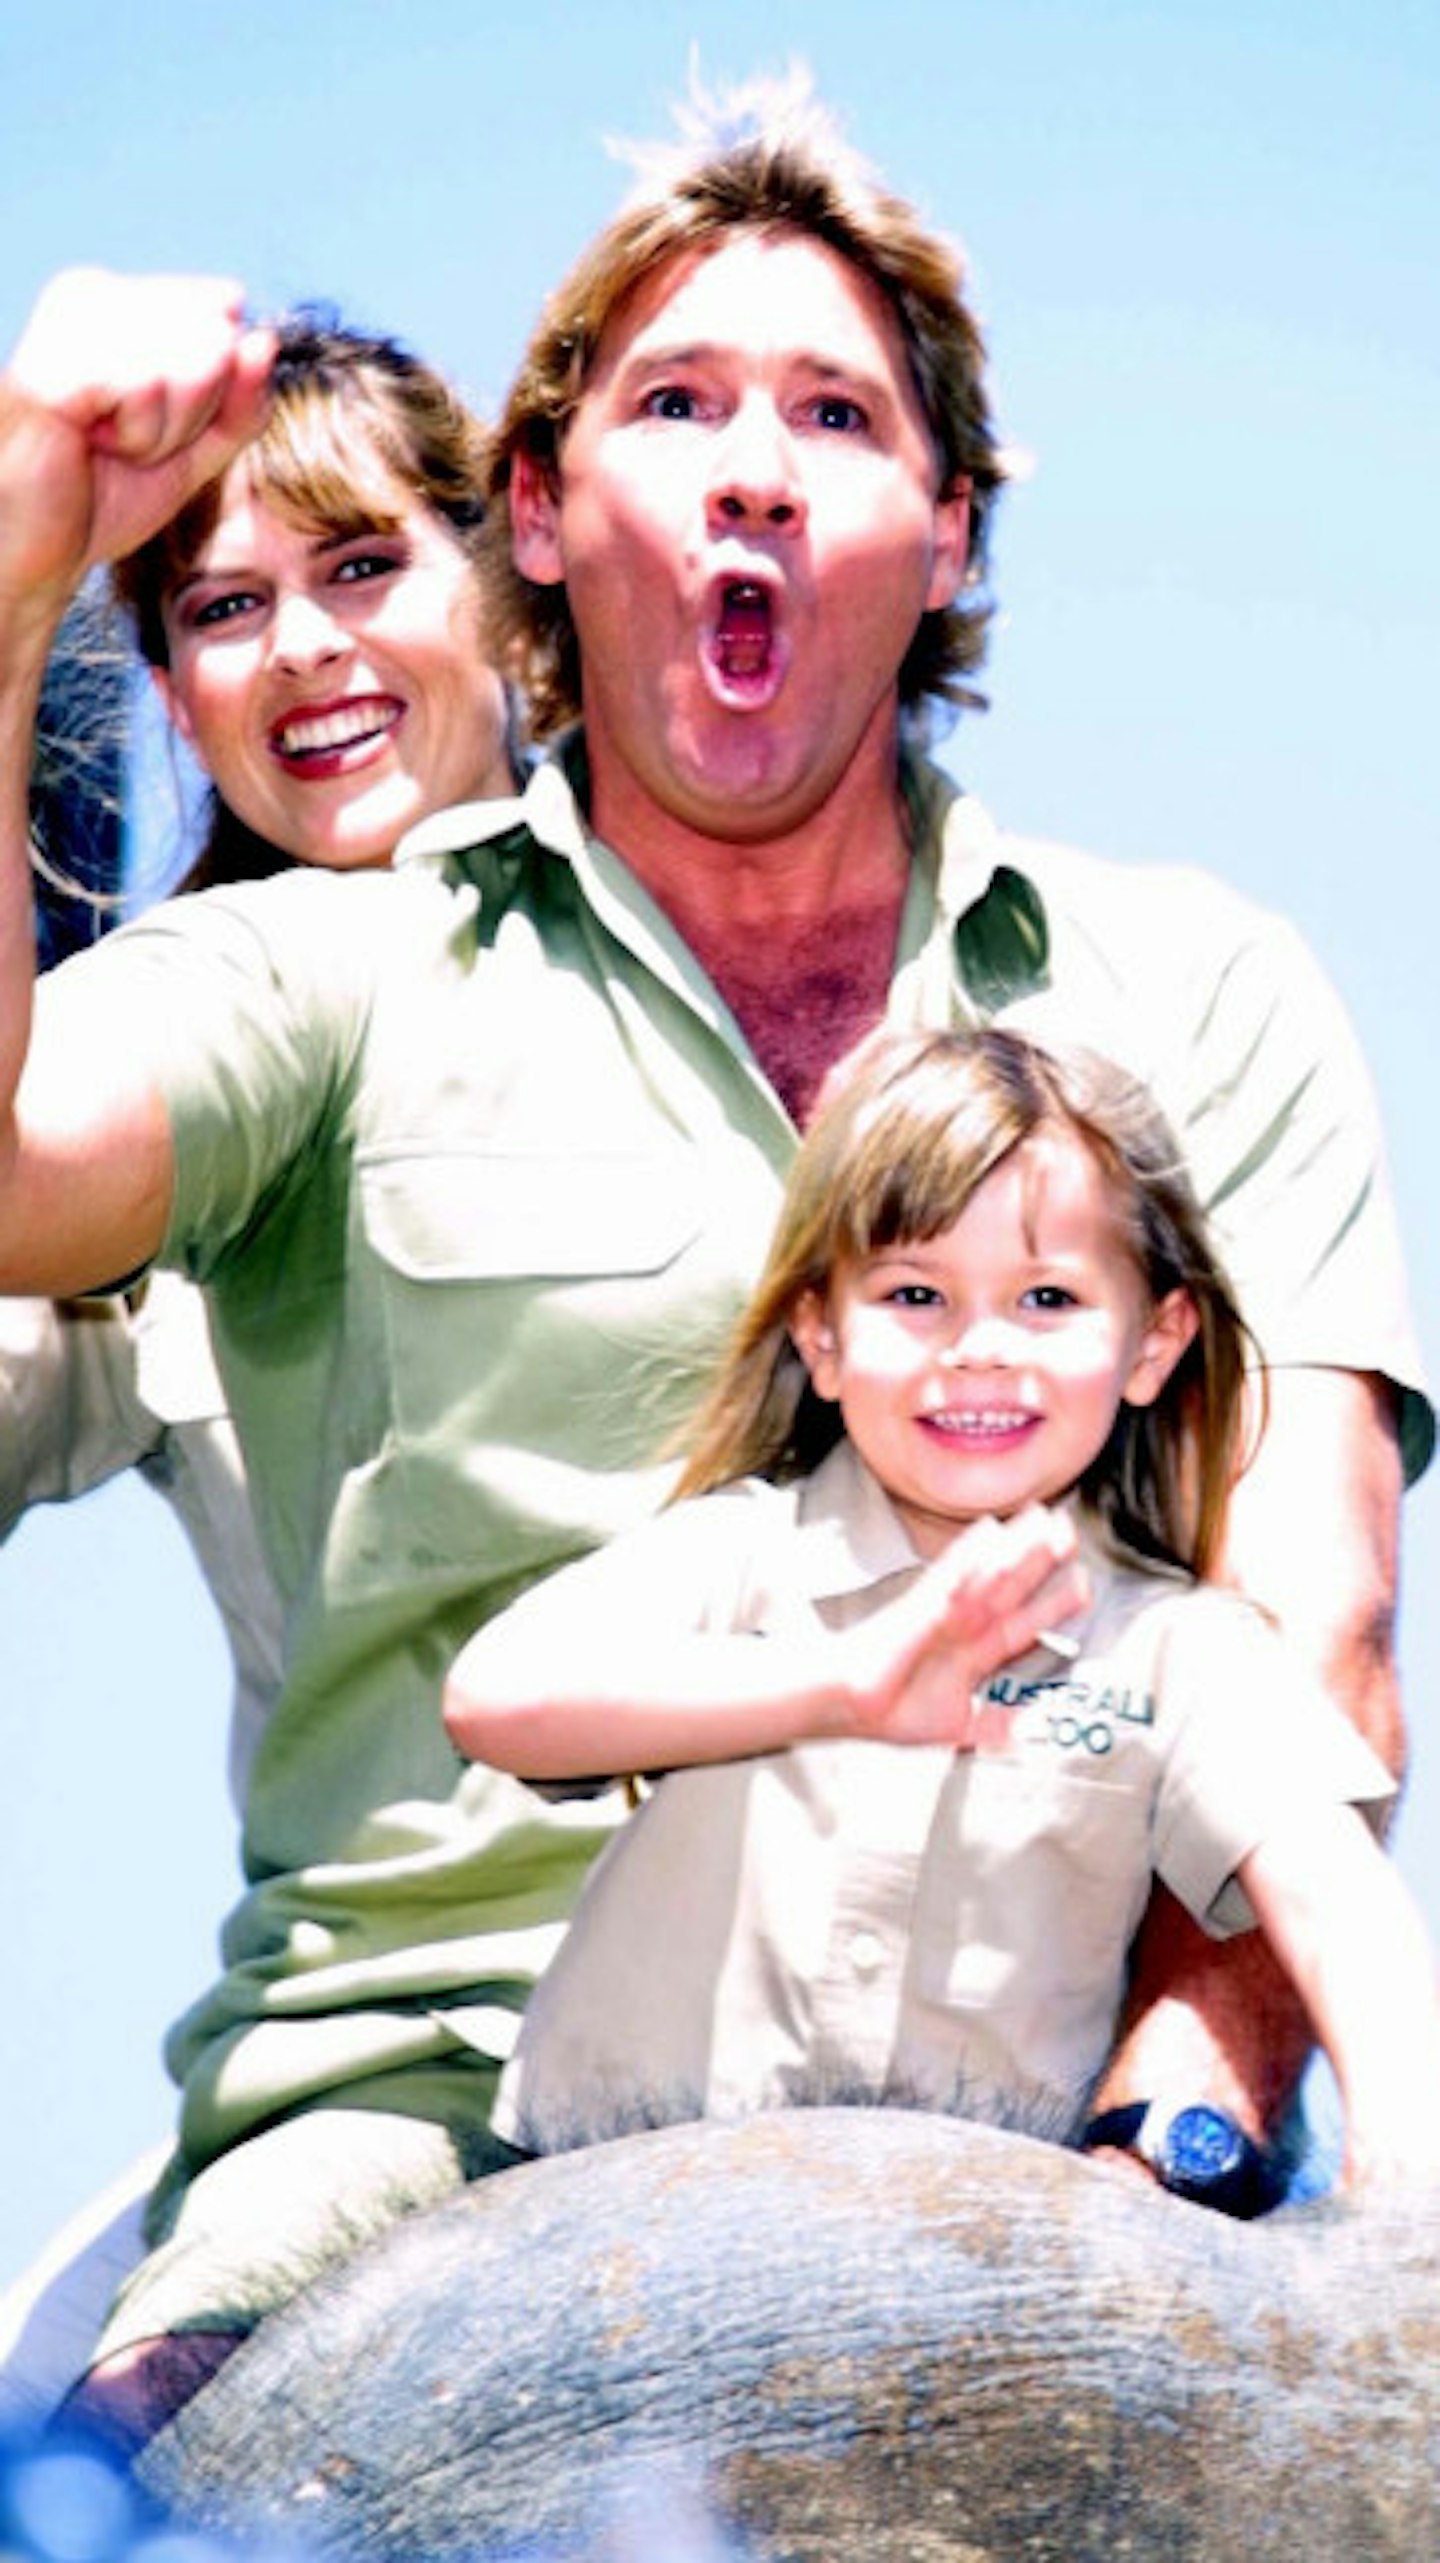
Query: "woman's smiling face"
156 455 512 870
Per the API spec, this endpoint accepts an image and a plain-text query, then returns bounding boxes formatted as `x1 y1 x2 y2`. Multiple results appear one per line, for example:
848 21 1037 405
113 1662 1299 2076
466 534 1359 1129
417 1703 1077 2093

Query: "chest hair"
697 897 901 1127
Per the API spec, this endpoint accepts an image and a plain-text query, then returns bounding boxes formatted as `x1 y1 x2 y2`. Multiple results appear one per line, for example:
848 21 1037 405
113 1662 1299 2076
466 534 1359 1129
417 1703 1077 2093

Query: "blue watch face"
1161 2104 1246 2187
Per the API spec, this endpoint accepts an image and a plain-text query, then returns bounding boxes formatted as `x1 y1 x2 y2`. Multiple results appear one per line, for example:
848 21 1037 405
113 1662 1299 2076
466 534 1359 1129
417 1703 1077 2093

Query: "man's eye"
643 385 701 422
808 394 867 433
191 590 258 629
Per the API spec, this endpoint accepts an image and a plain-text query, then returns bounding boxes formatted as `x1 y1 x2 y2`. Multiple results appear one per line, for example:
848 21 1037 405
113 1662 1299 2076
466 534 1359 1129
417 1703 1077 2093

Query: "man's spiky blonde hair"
484 61 1006 740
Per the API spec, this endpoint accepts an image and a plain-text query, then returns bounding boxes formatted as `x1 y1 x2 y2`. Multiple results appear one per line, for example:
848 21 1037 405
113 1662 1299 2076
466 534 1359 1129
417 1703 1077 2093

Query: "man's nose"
705 397 807 535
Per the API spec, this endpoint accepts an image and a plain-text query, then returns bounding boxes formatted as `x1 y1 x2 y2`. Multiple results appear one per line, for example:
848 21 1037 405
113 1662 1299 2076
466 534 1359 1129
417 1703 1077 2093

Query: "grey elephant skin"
138 2109 1440 2561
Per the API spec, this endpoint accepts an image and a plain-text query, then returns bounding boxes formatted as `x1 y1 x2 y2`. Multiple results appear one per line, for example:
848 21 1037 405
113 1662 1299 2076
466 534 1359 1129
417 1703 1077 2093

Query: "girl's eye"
885 1283 944 1309
1021 1284 1080 1313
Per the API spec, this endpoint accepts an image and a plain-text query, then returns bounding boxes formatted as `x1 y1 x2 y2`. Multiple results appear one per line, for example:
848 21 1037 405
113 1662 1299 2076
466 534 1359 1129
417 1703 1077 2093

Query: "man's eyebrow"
614 336 893 394
611 336 711 376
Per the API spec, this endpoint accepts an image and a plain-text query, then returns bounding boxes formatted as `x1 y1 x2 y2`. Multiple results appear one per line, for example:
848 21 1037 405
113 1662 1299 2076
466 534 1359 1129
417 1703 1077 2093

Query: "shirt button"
290 1921 334 1964
848 1928 885 1977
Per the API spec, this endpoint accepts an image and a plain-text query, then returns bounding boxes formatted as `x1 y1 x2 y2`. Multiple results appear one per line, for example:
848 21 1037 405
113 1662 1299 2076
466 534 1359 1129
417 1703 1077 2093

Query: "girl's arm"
444 1501 1088 1778
0 271 273 1294
1238 1808 1440 2190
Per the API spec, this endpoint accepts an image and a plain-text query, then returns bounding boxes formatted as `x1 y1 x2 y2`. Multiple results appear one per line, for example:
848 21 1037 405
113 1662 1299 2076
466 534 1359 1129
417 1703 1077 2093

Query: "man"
0 74 1426 2446
467 67 1427 2190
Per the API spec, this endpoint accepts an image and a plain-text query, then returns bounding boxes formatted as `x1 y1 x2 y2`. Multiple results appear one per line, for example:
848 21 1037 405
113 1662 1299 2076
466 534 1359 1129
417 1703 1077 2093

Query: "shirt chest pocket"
912 1752 1154 2016
355 1147 725 1529
360 1146 705 1283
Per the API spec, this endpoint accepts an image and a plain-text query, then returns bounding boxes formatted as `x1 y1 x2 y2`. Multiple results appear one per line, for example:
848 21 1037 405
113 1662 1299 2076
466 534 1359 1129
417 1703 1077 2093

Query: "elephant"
133 2108 1440 2563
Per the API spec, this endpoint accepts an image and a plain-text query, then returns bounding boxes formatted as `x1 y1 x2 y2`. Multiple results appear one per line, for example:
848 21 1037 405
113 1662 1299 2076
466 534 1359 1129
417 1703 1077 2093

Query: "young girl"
445 1028 1440 2192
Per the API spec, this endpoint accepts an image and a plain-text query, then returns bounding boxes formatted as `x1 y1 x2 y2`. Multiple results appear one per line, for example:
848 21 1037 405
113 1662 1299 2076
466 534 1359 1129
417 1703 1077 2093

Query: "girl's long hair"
675 1026 1259 1578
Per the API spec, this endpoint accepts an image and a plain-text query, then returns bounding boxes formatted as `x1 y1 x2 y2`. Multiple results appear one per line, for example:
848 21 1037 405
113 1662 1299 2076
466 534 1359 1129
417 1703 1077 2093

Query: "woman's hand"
0 268 275 628
0 272 269 1248
843 1503 1088 1749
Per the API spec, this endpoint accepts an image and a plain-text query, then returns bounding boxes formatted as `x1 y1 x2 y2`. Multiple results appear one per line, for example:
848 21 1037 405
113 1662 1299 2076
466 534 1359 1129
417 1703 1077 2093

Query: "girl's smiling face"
156 455 512 870
791 1128 1198 1558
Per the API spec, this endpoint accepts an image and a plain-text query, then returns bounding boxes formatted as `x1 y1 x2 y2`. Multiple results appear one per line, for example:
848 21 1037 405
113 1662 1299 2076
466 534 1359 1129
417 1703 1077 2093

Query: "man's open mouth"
706 580 785 698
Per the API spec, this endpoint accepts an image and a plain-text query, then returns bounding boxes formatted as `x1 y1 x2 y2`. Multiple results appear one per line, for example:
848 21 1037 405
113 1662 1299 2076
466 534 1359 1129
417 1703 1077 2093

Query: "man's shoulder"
986 817 1278 947
918 760 1291 951
179 860 463 990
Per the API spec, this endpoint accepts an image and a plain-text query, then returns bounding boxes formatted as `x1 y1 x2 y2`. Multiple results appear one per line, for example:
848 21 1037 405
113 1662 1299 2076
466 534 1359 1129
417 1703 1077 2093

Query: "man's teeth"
277 703 395 758
713 582 772 676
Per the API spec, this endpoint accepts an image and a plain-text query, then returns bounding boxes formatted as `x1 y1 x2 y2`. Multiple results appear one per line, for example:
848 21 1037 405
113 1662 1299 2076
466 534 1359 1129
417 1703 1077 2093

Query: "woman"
0 279 519 2429
8 303 518 1801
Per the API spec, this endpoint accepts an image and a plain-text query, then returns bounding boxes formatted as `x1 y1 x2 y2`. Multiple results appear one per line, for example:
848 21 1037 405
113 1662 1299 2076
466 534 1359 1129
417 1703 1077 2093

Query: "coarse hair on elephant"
128 2108 1440 2563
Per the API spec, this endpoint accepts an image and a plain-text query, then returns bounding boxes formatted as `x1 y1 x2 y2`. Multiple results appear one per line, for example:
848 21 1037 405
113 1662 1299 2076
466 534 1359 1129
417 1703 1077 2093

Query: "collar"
787 1440 929 1600
895 755 1052 1018
786 1444 1164 1677
397 736 589 873
399 738 1052 1017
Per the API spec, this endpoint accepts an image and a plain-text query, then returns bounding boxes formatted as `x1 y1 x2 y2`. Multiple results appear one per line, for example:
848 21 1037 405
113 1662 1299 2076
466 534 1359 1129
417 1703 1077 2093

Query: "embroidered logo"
980 1672 1157 1757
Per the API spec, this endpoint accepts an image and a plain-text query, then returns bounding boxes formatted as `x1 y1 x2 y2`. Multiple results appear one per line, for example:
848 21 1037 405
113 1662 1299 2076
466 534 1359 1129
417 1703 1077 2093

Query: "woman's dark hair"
110 309 493 891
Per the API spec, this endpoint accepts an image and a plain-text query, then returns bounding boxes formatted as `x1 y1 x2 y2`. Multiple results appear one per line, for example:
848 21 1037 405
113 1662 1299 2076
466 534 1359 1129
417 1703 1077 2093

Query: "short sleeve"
0 1293 162 1524
454 1480 788 1795
1147 1588 1396 1935
84 869 383 1279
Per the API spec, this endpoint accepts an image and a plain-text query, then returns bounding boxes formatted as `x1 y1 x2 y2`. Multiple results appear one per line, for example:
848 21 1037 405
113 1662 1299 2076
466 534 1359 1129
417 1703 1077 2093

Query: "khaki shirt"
64 743 1424 2173
493 1445 1395 2148
0 1277 280 1807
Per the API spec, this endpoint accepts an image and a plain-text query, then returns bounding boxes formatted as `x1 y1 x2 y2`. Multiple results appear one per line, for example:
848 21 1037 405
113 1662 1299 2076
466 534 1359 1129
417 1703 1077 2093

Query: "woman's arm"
444 1500 1088 1779
1238 1806 1440 2190
0 271 273 1293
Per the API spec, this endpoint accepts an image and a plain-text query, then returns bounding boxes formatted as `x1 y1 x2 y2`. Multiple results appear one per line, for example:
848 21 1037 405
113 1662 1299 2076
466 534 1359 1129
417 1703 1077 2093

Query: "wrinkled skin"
135 2111 1440 2562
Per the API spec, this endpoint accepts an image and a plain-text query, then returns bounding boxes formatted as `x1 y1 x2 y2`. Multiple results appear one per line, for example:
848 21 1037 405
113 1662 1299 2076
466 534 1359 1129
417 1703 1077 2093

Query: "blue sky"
2 0 1438 2289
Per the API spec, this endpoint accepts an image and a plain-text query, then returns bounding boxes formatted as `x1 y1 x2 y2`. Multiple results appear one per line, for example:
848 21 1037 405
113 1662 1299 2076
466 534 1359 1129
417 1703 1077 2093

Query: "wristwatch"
1081 2101 1284 2220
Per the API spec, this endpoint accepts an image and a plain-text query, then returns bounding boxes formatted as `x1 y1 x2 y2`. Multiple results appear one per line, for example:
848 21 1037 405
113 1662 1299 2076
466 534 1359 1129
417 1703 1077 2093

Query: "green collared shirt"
81 742 1426 2171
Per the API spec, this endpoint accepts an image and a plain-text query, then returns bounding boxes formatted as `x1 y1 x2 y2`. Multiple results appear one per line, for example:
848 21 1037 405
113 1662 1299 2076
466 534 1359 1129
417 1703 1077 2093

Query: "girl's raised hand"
0 268 275 620
845 1503 1088 1749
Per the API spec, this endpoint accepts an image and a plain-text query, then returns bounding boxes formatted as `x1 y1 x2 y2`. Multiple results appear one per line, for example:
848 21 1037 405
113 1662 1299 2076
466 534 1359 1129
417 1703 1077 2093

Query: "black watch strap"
1082 2101 1283 2220
1082 2103 1148 2153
